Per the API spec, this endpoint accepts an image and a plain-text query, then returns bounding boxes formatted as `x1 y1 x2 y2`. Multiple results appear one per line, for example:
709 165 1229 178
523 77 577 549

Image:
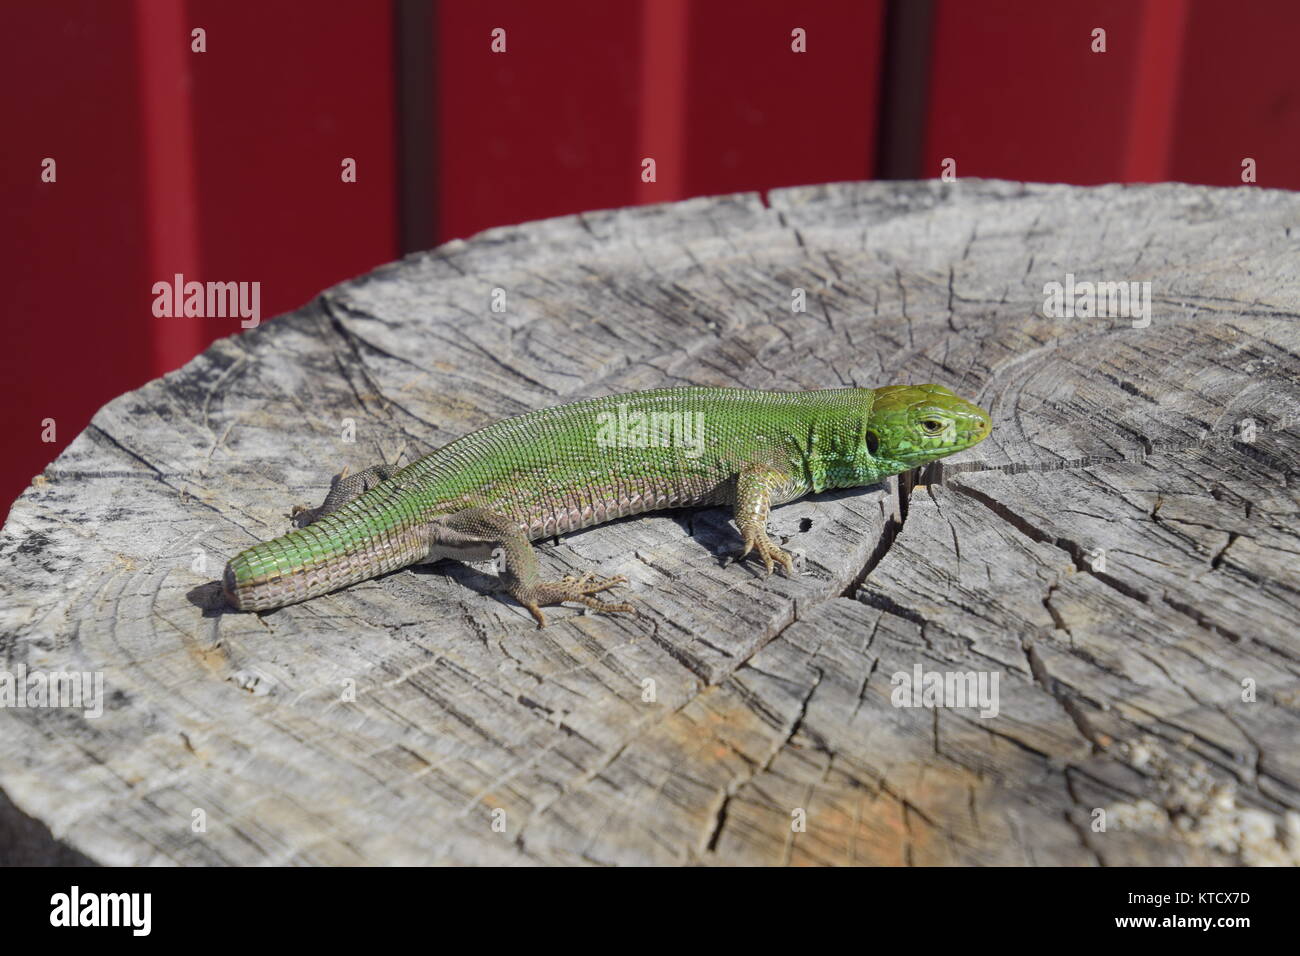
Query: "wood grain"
2 180 1297 865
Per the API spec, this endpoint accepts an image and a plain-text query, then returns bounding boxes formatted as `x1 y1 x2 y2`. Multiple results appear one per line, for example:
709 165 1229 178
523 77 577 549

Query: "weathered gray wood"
2 180 1298 865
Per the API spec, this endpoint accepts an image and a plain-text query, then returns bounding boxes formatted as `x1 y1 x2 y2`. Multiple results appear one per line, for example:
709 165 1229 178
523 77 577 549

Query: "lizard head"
862 384 991 473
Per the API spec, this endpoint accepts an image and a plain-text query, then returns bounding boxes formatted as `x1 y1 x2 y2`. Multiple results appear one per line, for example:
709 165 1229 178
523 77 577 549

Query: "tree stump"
2 180 1298 865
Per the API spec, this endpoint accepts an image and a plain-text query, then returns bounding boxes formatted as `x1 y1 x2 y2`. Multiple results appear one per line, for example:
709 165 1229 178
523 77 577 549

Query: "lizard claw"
561 572 627 594
738 531 796 577
520 573 634 627
525 603 549 628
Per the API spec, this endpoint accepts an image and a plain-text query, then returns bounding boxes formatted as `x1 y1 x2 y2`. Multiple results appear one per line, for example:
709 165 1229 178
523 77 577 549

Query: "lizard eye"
920 419 945 434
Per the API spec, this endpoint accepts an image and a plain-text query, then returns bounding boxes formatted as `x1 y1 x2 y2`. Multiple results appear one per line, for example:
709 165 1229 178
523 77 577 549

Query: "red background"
2 0 1298 519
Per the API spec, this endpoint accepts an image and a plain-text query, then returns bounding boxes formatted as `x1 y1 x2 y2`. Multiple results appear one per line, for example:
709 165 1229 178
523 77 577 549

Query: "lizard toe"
526 603 548 628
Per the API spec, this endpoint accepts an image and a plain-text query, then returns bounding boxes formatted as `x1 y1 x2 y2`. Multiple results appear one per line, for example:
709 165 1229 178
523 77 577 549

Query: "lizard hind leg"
438 508 633 628
291 463 398 527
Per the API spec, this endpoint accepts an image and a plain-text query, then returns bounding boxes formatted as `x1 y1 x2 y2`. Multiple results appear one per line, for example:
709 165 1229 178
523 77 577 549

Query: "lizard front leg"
291 463 397 527
437 508 633 627
734 465 797 576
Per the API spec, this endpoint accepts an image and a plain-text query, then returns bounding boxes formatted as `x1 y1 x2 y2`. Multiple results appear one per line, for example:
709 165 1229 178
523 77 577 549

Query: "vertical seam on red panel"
877 0 934 180
638 0 690 202
134 0 202 375
396 0 436 252
1124 0 1189 183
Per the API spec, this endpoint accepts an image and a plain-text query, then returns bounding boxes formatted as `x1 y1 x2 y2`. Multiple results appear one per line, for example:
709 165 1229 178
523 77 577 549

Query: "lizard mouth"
956 404 992 445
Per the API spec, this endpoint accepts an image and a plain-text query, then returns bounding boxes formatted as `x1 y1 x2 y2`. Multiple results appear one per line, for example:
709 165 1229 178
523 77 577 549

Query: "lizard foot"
737 530 796 577
289 503 318 527
520 573 634 628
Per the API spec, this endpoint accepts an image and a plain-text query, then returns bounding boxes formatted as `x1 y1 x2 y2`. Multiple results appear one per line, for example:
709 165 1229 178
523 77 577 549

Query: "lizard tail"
223 515 428 611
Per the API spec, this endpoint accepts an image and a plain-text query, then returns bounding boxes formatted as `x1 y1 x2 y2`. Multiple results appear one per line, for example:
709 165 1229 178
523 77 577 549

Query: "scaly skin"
223 385 991 624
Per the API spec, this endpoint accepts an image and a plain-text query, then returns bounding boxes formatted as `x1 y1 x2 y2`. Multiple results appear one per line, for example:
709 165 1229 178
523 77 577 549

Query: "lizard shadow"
188 581 231 617
407 560 517 611
662 484 886 572
184 484 886 614
434 485 885 581
186 564 515 618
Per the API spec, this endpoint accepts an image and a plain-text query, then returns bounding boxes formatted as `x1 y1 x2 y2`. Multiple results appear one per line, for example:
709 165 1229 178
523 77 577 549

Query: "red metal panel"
186 0 398 332
924 0 1146 184
0 1 399 521
683 0 886 197
924 0 1300 189
434 1 643 241
1170 0 1300 188
0 2 154 520
435 0 884 235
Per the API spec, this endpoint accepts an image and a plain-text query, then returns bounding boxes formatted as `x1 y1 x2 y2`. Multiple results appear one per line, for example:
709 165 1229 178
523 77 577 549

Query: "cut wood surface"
2 179 1299 865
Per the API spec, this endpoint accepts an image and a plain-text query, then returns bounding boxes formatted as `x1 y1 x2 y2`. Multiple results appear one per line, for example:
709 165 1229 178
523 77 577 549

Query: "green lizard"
224 385 991 625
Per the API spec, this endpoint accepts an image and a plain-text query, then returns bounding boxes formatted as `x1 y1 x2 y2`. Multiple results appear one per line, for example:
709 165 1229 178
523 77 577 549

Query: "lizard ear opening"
864 429 880 456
